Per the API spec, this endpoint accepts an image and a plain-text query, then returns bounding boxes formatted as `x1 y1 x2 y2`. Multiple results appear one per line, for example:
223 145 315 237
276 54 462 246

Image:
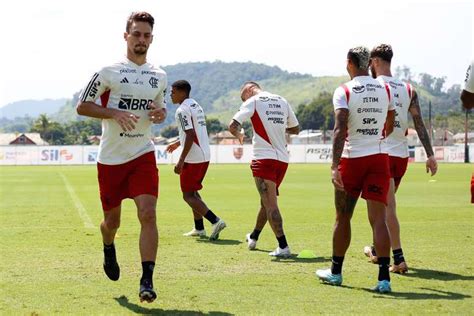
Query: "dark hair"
126 12 154 33
370 44 393 63
172 80 192 96
241 81 261 90
347 46 370 70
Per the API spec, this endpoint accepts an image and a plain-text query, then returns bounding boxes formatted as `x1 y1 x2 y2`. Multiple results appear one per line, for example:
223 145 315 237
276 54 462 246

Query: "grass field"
0 163 473 315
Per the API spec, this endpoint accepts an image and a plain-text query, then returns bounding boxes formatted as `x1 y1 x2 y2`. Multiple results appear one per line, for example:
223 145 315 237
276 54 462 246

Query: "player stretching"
228 82 300 258
77 12 166 303
363 44 437 273
316 46 395 293
166 80 226 240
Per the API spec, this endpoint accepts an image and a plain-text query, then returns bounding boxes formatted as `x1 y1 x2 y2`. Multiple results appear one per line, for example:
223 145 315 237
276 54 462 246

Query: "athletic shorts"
471 174 474 204
251 159 288 195
180 161 209 192
339 154 390 205
97 151 158 211
389 156 409 188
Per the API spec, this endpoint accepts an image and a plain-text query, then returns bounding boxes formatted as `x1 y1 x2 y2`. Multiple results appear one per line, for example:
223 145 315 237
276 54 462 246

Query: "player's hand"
426 155 438 176
331 166 344 191
174 160 184 174
112 110 139 131
148 102 166 124
166 142 180 153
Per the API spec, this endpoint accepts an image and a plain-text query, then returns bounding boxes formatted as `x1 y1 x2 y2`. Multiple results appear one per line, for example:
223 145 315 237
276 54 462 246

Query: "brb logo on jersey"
118 98 153 110
149 77 159 88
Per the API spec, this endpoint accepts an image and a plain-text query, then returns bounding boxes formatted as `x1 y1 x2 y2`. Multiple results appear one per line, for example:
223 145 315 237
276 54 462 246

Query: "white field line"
59 172 95 228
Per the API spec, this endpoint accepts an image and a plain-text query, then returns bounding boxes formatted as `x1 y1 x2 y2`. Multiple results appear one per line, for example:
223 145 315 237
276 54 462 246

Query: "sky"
0 0 472 107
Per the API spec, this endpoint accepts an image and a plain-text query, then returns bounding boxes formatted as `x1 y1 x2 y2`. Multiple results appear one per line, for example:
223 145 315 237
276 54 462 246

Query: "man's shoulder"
143 64 167 77
181 99 202 112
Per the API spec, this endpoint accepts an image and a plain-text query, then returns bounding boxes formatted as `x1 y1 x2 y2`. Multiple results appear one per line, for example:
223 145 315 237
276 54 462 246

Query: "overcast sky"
0 0 472 107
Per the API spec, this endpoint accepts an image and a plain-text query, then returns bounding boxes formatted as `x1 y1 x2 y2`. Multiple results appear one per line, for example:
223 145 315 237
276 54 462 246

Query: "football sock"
103 243 115 256
331 256 344 275
392 248 405 265
276 235 288 249
194 218 204 231
141 261 155 283
204 210 218 224
250 229 261 240
378 257 390 281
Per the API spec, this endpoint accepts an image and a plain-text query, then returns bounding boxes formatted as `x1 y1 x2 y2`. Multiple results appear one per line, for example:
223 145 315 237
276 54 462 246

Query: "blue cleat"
373 280 392 293
315 268 342 286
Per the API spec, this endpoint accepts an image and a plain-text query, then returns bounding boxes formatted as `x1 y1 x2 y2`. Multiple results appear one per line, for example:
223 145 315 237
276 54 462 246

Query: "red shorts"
251 159 288 195
471 174 474 204
389 156 409 188
180 161 209 192
339 154 390 205
97 151 158 211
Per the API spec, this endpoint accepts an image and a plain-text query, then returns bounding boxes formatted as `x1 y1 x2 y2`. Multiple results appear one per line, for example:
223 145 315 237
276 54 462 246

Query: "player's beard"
133 45 148 55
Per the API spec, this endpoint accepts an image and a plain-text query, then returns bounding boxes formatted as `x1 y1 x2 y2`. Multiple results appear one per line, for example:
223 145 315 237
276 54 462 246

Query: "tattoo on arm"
228 120 242 137
332 109 349 168
409 91 434 157
335 190 358 214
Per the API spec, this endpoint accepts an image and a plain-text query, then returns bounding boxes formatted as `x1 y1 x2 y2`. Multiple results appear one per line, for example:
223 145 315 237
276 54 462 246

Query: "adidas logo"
120 77 129 83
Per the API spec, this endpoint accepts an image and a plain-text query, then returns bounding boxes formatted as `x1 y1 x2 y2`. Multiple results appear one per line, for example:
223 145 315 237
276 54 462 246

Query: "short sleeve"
464 61 474 93
232 99 255 124
153 74 168 108
333 86 349 110
286 101 299 128
79 70 108 103
176 107 193 131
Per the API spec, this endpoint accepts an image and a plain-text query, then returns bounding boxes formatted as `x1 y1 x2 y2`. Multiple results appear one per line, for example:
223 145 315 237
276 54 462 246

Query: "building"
0 133 49 145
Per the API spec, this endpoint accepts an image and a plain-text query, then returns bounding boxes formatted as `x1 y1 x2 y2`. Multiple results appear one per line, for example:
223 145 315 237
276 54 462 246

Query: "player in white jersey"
166 80 226 240
228 81 300 257
316 46 396 293
460 60 474 203
76 12 166 303
362 44 437 274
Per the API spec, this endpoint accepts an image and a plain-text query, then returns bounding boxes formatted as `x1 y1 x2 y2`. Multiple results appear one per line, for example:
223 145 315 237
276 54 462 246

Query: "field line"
59 172 95 228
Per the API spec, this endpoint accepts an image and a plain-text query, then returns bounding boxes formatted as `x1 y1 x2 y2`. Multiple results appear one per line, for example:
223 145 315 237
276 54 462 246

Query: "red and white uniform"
175 98 211 163
232 91 299 163
377 75 413 158
80 58 167 165
333 76 395 158
465 60 474 93
333 76 394 204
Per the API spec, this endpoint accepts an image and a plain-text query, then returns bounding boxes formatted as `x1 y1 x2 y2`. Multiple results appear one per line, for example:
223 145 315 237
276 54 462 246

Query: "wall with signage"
0 145 471 165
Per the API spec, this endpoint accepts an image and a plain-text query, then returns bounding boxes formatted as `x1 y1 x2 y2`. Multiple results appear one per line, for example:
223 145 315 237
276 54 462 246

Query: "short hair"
172 80 192 96
347 46 370 70
370 44 393 63
240 81 261 91
126 12 154 33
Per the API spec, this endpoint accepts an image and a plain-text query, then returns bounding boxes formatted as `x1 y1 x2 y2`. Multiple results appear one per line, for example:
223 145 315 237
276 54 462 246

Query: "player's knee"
104 217 120 230
138 207 156 224
182 192 195 203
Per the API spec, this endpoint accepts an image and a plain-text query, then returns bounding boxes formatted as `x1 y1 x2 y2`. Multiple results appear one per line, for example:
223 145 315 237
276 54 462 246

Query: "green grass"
0 163 473 315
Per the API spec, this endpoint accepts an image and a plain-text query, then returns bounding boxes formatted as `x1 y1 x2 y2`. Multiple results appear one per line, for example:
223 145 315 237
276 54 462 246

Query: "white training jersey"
464 60 474 93
377 76 414 158
80 58 167 165
333 76 395 158
233 91 299 163
175 98 211 163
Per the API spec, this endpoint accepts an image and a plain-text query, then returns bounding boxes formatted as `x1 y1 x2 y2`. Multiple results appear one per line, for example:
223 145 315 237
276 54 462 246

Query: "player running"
76 12 166 303
166 80 226 240
228 81 300 258
316 46 396 293
363 44 437 273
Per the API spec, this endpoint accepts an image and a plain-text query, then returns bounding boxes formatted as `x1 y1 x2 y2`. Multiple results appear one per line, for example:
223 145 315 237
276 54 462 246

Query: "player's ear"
123 32 128 41
150 34 154 44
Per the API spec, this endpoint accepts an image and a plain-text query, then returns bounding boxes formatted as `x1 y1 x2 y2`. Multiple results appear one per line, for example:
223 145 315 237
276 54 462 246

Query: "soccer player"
363 44 438 273
166 80 226 240
228 82 300 258
460 60 474 203
316 46 396 293
76 12 167 303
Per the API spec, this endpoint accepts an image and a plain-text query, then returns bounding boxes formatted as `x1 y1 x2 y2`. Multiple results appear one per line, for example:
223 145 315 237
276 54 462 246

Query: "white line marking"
59 172 95 228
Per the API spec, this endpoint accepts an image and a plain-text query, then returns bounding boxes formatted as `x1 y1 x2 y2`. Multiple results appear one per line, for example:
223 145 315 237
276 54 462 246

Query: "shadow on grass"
195 238 242 245
114 295 234 315
361 287 471 301
405 267 474 281
270 255 332 263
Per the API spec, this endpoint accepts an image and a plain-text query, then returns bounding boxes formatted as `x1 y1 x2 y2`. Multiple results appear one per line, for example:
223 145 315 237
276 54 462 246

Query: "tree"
295 92 334 130
206 117 224 134
161 125 179 138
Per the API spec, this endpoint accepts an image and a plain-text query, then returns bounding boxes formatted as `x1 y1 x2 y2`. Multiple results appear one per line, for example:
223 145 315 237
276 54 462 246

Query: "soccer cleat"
246 233 257 250
183 228 206 237
390 261 408 274
373 280 392 293
209 219 226 241
363 245 378 264
269 246 291 258
315 268 343 286
103 245 120 281
139 279 157 303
